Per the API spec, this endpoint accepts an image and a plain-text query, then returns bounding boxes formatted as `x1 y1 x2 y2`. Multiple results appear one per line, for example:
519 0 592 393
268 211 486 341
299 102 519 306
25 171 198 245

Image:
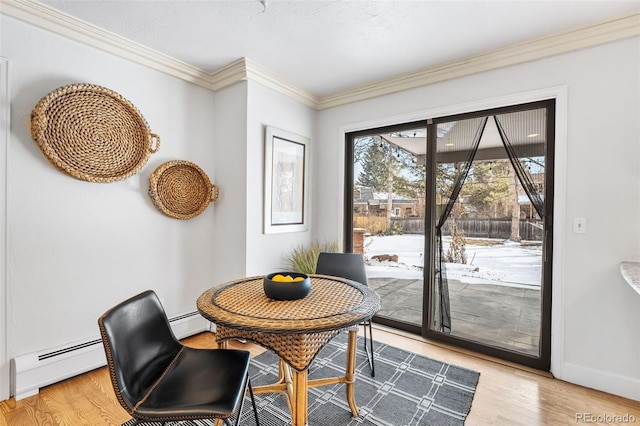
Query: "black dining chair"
98 290 260 426
315 252 376 377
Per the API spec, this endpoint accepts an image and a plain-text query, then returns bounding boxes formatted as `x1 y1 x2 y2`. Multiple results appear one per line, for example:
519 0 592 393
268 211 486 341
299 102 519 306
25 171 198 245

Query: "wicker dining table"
197 274 380 426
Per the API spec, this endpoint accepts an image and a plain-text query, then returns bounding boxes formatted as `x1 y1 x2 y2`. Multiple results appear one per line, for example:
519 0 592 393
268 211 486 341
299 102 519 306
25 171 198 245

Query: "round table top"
197 274 380 335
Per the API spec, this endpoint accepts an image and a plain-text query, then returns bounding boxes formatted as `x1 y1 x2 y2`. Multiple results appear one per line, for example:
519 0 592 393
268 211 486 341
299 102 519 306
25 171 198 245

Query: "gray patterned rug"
123 333 479 425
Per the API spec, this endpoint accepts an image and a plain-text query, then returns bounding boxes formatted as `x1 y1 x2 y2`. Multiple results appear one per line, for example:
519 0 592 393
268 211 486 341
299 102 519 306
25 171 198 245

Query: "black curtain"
434 116 488 332
494 109 546 218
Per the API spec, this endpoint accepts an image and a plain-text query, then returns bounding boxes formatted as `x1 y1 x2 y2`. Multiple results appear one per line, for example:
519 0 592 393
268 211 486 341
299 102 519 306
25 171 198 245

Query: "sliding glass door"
427 101 553 370
346 100 554 370
347 123 427 334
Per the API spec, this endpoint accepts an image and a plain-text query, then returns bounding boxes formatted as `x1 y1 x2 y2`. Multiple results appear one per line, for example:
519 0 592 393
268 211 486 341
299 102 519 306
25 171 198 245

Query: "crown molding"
205 58 319 108
0 0 214 88
208 58 249 91
243 58 319 108
2 0 638 111
317 12 640 110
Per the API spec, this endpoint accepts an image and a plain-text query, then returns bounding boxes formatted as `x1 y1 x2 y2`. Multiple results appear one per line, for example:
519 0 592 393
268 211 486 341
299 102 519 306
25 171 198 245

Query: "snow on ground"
365 234 425 279
364 234 542 288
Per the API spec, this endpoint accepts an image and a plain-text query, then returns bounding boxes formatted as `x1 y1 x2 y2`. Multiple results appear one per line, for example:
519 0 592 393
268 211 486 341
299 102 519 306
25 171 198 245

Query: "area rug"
122 333 480 426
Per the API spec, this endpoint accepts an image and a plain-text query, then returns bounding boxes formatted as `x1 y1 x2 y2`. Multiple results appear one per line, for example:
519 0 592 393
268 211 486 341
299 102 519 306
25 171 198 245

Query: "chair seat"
135 347 251 420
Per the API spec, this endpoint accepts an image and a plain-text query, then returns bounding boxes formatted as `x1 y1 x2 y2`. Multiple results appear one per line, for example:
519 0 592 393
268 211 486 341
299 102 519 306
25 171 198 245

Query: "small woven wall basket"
30 83 160 183
149 160 219 220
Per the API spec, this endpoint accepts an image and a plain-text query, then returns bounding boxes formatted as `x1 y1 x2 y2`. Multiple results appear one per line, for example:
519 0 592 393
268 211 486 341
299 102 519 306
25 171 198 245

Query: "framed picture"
264 126 309 234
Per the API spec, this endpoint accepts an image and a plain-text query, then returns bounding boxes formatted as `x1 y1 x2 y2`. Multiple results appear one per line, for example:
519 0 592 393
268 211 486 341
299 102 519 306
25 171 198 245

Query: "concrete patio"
368 277 541 356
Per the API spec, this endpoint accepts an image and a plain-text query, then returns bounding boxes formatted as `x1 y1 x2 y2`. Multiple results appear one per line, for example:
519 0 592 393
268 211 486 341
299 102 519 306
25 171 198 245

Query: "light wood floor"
1 325 638 425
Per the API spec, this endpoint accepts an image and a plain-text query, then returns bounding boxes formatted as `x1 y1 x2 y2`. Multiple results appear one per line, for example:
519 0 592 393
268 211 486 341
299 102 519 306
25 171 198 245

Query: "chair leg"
233 376 259 426
248 378 260 426
363 321 375 377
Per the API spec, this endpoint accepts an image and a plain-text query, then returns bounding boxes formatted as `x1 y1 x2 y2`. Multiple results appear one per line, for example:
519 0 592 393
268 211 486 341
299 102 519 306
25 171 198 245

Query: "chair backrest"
315 252 368 286
98 290 182 409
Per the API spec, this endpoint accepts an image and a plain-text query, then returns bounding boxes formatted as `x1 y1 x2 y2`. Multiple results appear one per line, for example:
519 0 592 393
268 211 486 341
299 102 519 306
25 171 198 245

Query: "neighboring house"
353 186 375 214
376 197 418 218
354 186 419 217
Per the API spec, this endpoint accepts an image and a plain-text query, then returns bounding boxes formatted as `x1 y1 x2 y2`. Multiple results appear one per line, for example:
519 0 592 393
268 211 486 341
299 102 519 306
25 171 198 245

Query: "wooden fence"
391 217 543 241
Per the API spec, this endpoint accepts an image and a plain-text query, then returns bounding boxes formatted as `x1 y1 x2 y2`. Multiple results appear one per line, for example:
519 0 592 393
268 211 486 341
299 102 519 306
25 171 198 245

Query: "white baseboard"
561 362 640 401
13 312 210 400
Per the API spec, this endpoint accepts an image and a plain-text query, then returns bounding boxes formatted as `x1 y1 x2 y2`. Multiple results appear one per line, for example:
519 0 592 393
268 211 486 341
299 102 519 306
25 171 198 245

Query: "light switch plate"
573 217 587 234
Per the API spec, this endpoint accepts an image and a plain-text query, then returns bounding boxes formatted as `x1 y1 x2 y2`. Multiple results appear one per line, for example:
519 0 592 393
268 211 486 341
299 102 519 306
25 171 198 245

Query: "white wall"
315 37 640 400
209 80 316 280
2 15 217 359
211 81 249 284
244 81 316 275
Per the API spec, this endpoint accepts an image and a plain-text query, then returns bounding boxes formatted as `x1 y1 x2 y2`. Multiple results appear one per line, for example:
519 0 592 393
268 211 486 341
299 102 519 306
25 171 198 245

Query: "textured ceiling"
41 0 640 97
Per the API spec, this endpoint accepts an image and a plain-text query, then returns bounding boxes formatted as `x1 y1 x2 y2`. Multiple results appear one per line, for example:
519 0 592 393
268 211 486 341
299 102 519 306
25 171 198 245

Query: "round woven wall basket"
30 83 160 183
149 160 218 220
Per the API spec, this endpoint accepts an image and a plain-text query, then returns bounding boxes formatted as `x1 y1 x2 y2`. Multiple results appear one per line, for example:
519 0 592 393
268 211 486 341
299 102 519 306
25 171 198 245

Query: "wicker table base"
216 326 358 426
258 330 359 425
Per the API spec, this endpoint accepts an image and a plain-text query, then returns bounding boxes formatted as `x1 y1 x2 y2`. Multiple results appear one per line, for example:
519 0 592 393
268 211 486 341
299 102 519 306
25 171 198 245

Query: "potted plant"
283 239 340 274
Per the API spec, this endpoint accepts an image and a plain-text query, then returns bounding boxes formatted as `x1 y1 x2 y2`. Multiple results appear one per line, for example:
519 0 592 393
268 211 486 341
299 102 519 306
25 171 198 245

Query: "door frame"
1 57 10 401
341 87 567 374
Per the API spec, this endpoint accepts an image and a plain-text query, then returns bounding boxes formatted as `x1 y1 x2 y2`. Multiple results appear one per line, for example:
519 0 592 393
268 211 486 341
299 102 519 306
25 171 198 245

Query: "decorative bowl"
263 272 311 300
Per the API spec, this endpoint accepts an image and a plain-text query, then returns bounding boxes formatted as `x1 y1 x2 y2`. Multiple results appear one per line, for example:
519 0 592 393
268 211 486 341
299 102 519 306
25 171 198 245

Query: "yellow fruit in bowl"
271 274 296 283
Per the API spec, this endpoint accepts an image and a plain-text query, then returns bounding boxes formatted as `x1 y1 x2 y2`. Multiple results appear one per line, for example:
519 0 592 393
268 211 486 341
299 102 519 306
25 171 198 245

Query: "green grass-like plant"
283 239 340 274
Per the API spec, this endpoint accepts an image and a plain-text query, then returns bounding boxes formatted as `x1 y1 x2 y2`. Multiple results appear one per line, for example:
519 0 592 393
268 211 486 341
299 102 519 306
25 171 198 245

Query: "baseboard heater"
13 311 211 400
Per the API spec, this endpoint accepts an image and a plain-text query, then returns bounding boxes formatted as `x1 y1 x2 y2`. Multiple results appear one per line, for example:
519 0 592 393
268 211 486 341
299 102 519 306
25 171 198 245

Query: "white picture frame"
264 126 309 234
